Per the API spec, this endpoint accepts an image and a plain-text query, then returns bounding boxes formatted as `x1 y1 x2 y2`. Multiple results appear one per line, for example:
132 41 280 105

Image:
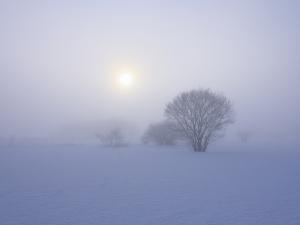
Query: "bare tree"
142 120 180 146
165 88 234 152
237 130 253 143
96 128 126 147
96 120 133 147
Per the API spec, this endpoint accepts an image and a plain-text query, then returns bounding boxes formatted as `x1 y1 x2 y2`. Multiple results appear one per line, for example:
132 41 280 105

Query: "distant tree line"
96 88 234 152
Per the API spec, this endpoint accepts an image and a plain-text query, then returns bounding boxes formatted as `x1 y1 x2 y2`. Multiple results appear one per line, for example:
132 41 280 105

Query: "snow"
1 145 300 225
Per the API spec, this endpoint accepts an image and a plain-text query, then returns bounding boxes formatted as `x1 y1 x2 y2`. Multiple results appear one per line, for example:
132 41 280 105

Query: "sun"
118 73 134 88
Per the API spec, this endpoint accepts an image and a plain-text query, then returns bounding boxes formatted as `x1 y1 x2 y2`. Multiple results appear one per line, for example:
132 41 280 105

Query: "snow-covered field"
1 145 300 225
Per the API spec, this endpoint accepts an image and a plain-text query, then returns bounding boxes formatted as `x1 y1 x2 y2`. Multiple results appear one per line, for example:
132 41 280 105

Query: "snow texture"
1 145 300 225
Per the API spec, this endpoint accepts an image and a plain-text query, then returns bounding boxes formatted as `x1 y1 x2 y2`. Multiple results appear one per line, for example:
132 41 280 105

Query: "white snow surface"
1 145 300 225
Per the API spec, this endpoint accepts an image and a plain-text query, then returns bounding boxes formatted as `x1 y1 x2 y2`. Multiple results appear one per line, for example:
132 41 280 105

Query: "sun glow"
118 73 134 88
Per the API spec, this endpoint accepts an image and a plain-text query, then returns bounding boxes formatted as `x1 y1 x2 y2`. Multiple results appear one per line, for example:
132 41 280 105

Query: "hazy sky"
0 0 299 140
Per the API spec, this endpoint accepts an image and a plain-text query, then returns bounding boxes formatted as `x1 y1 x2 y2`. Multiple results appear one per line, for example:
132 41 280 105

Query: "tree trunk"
192 140 206 152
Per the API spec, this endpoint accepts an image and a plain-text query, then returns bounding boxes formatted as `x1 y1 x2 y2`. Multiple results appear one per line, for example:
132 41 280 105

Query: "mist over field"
1 0 299 147
1 1 300 225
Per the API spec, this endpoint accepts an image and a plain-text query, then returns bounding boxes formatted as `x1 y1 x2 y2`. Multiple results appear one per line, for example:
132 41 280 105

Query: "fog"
1 0 299 144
